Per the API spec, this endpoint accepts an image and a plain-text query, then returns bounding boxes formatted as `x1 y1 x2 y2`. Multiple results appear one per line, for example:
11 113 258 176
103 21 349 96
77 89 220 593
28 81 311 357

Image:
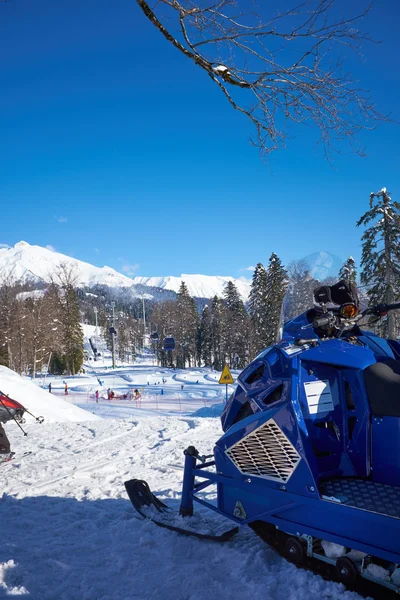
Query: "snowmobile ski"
124 479 238 542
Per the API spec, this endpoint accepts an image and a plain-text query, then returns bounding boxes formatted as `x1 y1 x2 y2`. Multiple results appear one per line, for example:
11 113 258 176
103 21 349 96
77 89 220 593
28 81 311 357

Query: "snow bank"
0 366 100 423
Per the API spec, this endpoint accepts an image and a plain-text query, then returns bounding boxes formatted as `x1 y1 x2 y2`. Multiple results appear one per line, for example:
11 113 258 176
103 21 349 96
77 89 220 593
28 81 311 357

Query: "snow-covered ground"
0 353 366 600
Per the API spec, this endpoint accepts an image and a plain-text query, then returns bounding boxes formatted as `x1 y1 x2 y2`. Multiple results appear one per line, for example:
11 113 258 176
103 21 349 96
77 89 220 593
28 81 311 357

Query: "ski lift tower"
110 302 116 369
93 306 98 339
142 295 147 348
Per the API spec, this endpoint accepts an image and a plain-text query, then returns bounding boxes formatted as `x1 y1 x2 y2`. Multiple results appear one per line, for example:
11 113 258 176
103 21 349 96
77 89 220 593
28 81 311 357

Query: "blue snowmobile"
125 280 400 597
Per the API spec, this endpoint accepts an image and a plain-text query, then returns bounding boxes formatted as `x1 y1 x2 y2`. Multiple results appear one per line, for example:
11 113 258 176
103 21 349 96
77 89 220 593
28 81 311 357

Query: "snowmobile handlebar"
312 313 338 330
363 302 400 317
314 301 400 331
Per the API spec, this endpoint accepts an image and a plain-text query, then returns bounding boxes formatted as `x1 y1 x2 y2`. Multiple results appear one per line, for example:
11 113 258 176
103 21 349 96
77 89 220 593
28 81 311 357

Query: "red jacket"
0 394 25 423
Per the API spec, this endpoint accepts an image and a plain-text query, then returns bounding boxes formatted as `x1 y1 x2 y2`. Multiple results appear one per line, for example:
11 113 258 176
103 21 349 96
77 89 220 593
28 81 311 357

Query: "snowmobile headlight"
340 303 358 319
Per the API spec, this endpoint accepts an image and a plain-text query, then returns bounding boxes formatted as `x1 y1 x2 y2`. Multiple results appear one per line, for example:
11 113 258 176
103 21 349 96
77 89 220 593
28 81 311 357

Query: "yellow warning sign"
218 364 234 385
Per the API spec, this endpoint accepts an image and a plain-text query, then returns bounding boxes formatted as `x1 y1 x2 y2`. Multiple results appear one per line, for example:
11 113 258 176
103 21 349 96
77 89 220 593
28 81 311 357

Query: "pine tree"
61 284 84 374
198 305 212 367
210 296 224 370
175 282 198 368
264 253 288 346
222 281 250 368
357 187 400 338
338 257 357 285
248 263 269 355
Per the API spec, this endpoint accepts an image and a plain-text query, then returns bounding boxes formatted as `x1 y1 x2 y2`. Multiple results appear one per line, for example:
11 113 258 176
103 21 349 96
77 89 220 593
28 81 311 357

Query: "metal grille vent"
226 419 300 483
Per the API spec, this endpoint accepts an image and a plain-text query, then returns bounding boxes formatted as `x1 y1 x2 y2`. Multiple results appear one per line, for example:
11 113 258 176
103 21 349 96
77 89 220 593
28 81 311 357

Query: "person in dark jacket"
0 394 26 461
0 424 11 455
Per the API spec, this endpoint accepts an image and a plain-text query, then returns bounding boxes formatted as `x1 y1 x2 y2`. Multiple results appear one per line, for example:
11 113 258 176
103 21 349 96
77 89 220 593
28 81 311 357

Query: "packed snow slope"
0 356 367 600
0 366 99 423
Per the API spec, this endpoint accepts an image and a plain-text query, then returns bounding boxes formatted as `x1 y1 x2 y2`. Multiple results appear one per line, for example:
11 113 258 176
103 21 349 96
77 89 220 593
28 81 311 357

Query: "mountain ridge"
0 242 251 300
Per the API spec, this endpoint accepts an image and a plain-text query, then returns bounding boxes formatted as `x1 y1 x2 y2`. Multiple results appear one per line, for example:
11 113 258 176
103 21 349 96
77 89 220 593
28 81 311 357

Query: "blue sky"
1 0 399 280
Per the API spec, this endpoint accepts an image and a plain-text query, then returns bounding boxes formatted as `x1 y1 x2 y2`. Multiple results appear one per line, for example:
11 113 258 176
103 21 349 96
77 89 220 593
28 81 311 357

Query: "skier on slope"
0 423 11 459
0 393 44 464
0 393 26 462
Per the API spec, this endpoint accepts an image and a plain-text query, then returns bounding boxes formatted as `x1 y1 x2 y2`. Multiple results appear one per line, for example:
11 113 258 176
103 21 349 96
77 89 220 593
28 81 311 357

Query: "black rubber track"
249 521 399 600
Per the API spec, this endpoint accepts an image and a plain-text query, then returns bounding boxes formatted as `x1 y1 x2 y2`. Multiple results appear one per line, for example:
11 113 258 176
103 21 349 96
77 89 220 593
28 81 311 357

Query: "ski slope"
0 357 366 600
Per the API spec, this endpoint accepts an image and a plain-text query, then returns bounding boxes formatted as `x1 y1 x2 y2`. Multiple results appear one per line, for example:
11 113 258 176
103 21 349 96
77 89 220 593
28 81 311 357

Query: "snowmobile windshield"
276 251 363 341
277 254 328 340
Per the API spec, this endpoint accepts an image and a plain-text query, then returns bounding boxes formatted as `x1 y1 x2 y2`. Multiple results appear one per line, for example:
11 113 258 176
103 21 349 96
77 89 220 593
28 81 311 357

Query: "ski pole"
22 409 44 424
0 396 28 436
0 391 44 424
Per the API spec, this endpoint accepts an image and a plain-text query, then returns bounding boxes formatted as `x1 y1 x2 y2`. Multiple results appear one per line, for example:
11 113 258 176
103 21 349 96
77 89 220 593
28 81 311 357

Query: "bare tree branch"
136 0 392 159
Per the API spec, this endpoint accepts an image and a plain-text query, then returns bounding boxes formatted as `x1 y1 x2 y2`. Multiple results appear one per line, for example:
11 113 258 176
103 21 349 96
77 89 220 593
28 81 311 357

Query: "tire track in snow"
6 423 144 496
7 416 196 497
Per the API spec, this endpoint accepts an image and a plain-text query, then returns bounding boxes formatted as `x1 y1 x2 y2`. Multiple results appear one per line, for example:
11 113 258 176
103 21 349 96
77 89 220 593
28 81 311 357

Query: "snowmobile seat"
364 359 400 417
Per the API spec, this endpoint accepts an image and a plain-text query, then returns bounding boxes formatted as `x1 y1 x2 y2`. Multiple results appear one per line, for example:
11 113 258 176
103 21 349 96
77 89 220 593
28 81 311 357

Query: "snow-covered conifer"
198 305 212 367
210 296 224 370
357 188 400 338
248 262 269 355
222 281 250 368
264 253 288 346
175 282 199 368
338 257 357 285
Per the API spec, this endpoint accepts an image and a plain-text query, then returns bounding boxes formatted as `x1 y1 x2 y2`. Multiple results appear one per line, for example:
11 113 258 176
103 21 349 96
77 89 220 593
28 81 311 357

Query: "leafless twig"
136 0 391 159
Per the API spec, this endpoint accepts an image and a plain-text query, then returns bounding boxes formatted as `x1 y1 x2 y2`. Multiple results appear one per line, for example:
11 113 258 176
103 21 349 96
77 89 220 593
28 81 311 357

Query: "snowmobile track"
250 521 398 600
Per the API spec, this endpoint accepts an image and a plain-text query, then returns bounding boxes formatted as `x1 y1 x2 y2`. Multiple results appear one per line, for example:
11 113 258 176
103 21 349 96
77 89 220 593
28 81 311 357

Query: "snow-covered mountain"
132 274 250 300
0 241 135 288
0 242 250 299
